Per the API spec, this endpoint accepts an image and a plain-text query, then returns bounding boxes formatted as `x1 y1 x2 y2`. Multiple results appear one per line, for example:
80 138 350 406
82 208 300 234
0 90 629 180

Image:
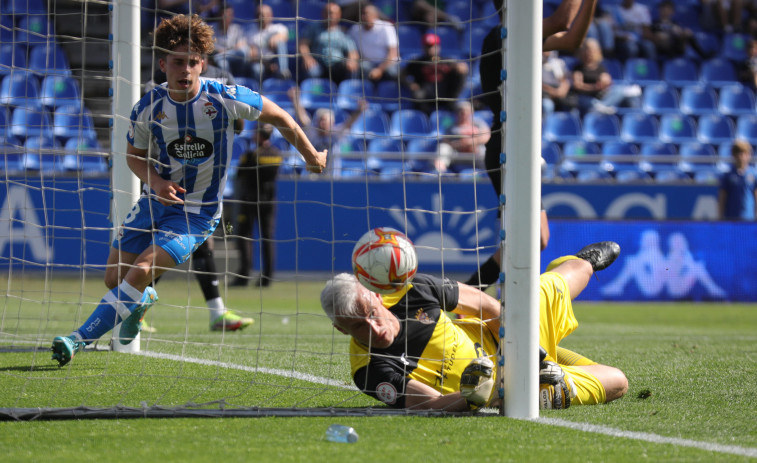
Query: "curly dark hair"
152 14 215 57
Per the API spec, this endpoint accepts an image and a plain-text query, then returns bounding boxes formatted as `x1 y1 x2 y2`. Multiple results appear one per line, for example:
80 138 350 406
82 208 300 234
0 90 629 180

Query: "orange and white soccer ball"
352 227 418 294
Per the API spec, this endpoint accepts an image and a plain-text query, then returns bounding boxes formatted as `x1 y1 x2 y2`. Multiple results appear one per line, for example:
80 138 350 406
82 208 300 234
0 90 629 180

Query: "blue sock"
74 281 143 344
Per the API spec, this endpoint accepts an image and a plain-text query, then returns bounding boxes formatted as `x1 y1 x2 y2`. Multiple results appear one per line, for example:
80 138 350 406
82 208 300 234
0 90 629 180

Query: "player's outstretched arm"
544 0 597 52
404 379 470 411
258 95 327 173
452 283 501 337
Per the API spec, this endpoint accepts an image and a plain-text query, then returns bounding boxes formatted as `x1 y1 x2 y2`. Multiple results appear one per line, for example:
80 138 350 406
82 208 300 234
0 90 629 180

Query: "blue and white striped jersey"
127 78 263 218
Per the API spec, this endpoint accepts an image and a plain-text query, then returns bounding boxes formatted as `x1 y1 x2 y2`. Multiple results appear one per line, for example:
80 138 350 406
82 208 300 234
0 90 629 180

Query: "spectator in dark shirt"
401 33 468 114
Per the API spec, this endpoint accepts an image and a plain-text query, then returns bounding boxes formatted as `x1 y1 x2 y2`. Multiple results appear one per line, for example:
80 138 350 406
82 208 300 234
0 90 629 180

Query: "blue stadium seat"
10 107 51 139
53 105 98 142
655 167 691 183
0 71 42 108
573 165 613 182
336 79 374 111
679 141 717 174
431 26 462 57
372 80 413 113
0 139 23 172
691 167 722 184
29 44 71 76
735 114 757 144
700 58 737 88
641 83 679 115
40 75 81 110
659 114 697 144
620 112 659 143
679 84 718 116
299 78 337 110
542 111 582 142
445 0 475 22
295 1 326 20
6 0 46 14
373 0 410 23
0 105 9 141
582 112 621 142
479 0 500 28
333 135 368 156
560 140 601 173
0 44 27 77
265 0 295 19
368 137 405 155
405 138 439 172
389 109 430 138
717 83 756 117
16 15 54 46
603 59 625 83
639 141 677 173
397 25 424 57
234 77 260 93
601 140 640 173
662 58 699 88
693 31 721 58
721 32 749 62
349 108 390 137
261 78 296 109
541 141 562 167
697 114 735 145
429 109 456 133
461 24 488 57
614 168 652 183
624 58 660 86
62 136 107 173
22 135 63 171
0 15 13 45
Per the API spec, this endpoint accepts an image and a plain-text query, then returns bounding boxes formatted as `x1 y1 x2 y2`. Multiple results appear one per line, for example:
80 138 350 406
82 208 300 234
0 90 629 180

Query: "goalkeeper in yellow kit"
320 241 628 411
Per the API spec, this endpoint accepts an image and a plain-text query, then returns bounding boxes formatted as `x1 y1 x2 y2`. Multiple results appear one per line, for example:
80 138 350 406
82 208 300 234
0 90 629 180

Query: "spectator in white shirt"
211 6 248 77
348 3 399 82
245 3 292 80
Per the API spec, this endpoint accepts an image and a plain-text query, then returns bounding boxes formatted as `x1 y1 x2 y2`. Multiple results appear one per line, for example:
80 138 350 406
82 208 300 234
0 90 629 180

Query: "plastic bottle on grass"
325 424 359 443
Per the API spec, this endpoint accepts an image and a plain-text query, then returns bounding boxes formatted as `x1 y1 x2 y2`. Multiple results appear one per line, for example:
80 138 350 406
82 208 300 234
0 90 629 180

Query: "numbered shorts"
539 272 606 405
112 196 219 266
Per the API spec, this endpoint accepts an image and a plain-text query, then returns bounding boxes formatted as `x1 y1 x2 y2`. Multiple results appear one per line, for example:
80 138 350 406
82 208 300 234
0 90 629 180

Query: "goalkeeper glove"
460 356 495 408
539 360 576 409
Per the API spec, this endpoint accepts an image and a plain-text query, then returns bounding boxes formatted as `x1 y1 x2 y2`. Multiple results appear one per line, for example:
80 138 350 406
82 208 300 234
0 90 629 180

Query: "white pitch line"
133 351 756 458
134 350 357 390
537 417 757 459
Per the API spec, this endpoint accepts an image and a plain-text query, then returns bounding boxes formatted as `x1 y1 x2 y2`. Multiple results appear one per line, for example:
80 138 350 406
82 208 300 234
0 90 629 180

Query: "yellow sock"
556 346 596 366
546 255 580 272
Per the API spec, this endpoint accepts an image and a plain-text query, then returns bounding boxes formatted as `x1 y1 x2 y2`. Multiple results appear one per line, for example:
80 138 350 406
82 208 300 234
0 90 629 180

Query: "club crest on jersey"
203 102 217 120
167 134 213 162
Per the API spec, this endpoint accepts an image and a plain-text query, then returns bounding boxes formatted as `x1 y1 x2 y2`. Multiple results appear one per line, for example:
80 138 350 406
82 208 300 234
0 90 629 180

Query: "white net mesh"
0 0 504 418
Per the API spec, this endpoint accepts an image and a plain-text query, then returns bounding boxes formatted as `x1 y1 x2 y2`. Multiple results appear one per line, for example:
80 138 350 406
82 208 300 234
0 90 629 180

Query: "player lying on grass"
51 14 327 367
320 242 628 410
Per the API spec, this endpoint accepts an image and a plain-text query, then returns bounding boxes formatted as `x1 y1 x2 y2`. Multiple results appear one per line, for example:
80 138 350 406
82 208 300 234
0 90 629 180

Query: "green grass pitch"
0 273 756 462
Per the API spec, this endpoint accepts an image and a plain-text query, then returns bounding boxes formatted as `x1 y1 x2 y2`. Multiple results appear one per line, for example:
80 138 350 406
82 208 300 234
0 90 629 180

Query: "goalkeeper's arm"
403 380 470 412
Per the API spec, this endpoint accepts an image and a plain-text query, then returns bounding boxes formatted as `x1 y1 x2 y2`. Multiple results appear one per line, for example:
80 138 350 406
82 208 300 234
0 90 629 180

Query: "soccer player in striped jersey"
321 242 628 411
51 14 327 366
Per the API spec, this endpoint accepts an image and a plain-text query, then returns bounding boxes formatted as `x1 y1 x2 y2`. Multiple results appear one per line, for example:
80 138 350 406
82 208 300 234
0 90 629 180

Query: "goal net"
0 0 522 419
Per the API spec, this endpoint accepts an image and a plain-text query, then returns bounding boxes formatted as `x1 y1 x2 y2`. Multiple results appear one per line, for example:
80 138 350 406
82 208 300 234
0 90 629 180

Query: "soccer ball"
352 227 418 294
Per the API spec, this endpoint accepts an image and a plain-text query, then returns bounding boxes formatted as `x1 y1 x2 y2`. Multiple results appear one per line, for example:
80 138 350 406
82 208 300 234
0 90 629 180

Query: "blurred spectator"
587 4 616 57
719 140 757 220
613 0 656 61
288 86 367 156
349 3 399 82
737 38 757 91
701 0 745 33
401 33 468 114
245 4 292 80
299 2 360 83
232 124 282 288
438 101 490 173
193 0 222 19
542 50 576 117
643 1 711 60
571 38 641 115
211 6 249 77
410 0 464 31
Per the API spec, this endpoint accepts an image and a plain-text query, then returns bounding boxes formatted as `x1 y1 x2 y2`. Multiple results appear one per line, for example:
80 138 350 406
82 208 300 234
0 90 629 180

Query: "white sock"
207 297 225 321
